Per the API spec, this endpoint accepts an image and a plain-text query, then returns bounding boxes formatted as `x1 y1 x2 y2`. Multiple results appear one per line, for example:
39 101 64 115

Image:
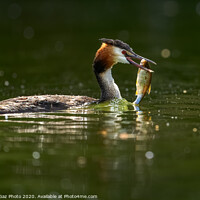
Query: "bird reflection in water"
0 104 155 199
93 105 155 199
133 104 154 142
132 105 154 199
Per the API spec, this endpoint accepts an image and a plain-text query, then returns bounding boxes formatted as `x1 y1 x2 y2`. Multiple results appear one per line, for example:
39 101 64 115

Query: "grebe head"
93 38 156 73
92 38 156 102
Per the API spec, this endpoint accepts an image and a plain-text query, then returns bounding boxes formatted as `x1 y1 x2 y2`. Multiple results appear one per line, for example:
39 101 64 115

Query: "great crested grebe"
0 38 156 114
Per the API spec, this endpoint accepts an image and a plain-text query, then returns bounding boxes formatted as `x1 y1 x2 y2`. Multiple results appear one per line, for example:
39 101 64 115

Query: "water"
0 1 200 200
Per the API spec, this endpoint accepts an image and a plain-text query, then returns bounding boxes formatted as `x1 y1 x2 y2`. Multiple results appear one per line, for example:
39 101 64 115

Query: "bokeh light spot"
4 81 9 86
145 151 154 159
32 151 40 159
77 156 86 168
155 125 159 131
183 90 187 94
161 49 171 58
193 128 197 132
24 26 35 39
0 71 4 77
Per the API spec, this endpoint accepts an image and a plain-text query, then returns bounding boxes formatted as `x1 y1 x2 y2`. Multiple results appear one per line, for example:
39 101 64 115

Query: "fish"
133 59 152 105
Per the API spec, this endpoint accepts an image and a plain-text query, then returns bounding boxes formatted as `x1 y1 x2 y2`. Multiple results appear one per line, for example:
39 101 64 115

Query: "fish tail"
133 94 143 105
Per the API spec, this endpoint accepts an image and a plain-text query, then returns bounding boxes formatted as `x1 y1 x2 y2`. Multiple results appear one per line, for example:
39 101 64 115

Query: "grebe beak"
125 51 156 73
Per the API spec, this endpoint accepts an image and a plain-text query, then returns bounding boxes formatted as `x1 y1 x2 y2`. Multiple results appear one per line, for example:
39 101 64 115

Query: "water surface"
0 1 200 200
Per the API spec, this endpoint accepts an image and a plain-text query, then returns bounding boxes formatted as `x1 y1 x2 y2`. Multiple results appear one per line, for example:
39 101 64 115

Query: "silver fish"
133 59 152 105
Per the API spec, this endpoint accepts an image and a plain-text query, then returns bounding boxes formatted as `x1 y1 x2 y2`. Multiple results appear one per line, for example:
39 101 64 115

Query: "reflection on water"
0 102 155 199
132 106 154 199
0 92 199 199
0 101 154 141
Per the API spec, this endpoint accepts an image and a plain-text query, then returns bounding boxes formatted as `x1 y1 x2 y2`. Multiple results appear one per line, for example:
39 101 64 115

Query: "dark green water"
0 1 200 200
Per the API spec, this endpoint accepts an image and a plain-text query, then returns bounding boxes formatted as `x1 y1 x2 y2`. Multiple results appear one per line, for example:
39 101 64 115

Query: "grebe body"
0 95 96 114
0 38 155 114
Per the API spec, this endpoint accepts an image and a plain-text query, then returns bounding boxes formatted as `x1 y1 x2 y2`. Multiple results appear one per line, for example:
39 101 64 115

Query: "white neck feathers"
96 68 122 102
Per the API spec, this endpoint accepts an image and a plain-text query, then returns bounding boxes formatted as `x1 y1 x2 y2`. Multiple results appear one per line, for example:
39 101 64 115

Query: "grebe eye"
122 50 126 55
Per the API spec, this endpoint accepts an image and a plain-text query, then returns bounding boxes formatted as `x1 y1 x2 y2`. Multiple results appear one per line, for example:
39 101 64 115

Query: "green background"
0 1 200 200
